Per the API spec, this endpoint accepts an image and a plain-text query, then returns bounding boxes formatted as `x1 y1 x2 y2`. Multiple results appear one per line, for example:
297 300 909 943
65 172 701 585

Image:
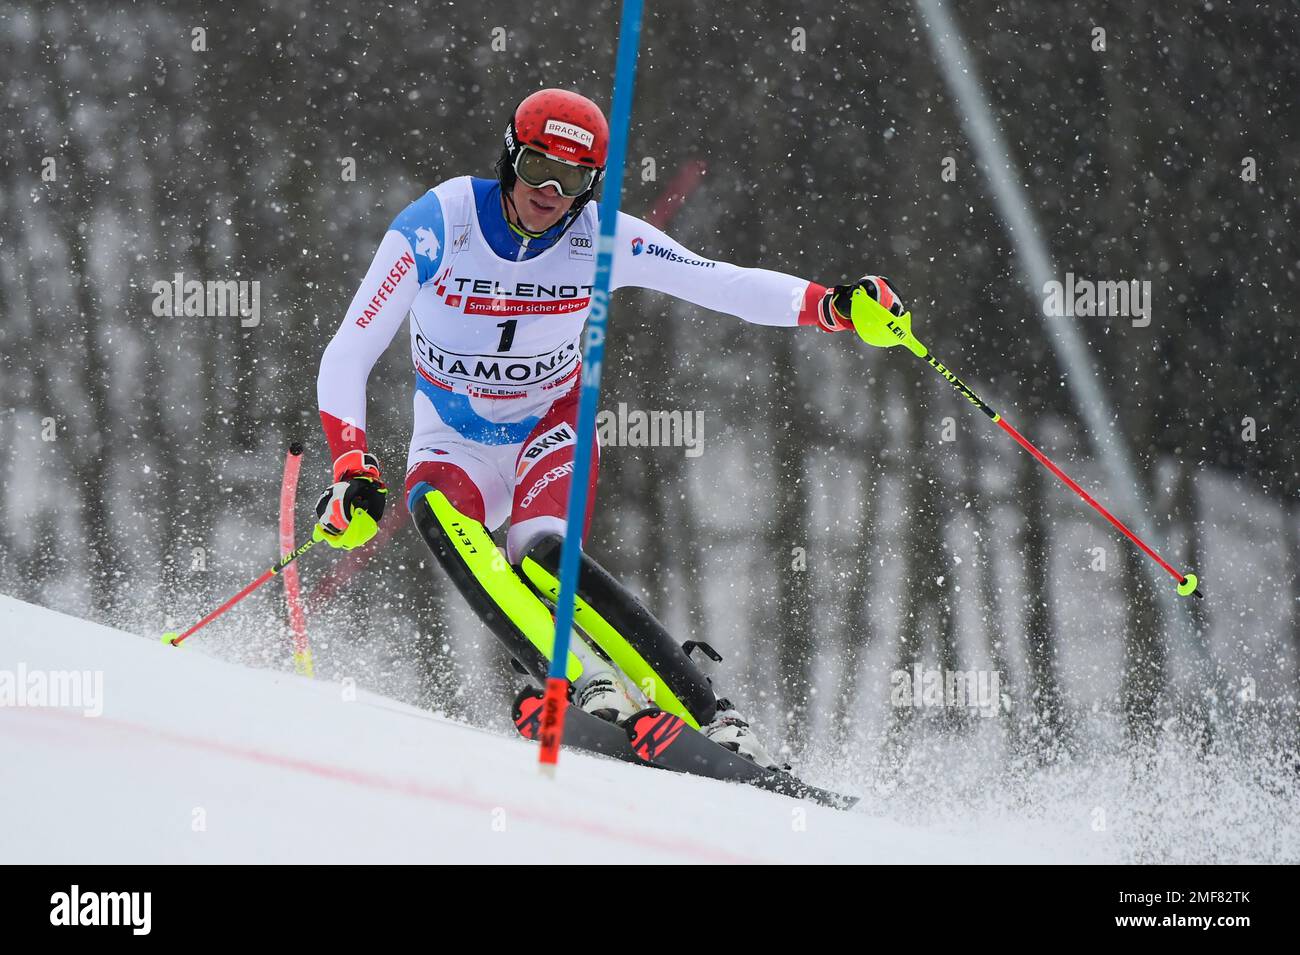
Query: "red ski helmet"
508 88 609 168
495 89 609 241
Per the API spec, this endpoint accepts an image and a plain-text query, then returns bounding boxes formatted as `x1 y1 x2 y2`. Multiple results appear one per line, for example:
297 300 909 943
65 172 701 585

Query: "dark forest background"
1 0 1296 797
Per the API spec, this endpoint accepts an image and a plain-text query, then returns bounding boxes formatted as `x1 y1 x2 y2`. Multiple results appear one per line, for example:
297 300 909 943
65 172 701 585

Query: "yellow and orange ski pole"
162 536 319 647
849 287 1203 600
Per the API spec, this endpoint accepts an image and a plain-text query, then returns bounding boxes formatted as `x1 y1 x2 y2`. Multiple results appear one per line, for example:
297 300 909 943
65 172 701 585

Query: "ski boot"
576 675 639 724
571 637 640 724
701 697 783 771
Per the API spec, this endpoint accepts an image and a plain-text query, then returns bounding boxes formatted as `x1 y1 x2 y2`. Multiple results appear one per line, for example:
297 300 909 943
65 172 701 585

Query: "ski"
511 685 642 763
625 708 859 811
511 687 858 810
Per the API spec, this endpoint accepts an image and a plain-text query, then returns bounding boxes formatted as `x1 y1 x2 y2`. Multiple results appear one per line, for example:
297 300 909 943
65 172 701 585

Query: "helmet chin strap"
499 186 589 251
502 189 551 240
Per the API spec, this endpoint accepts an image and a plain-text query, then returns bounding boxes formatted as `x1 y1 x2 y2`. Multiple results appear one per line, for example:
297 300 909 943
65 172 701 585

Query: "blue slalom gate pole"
538 0 645 767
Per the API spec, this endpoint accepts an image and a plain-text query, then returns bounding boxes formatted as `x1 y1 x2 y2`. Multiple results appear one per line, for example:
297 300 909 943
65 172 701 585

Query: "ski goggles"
513 146 599 197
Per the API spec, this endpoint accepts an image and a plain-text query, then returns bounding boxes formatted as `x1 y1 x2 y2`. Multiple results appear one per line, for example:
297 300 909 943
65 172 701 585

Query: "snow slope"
0 595 1100 864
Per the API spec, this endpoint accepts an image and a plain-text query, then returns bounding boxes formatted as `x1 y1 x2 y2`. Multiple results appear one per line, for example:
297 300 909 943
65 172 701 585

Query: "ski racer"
313 88 906 768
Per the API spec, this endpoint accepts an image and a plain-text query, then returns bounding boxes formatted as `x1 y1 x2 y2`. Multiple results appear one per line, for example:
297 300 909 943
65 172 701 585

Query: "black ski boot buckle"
682 640 723 663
